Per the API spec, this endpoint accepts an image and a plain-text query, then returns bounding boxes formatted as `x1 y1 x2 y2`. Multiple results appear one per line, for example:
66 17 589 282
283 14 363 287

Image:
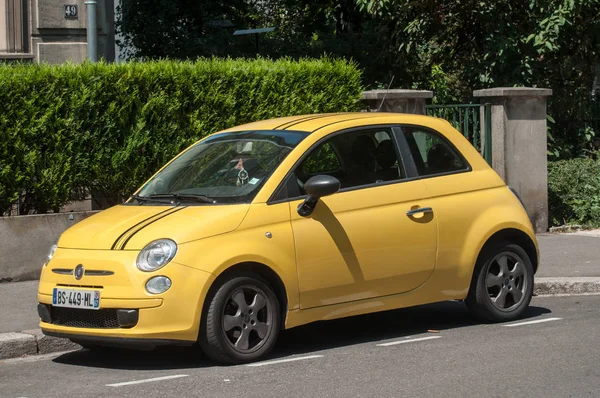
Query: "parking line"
106 374 189 387
377 336 442 347
246 355 324 367
502 317 562 327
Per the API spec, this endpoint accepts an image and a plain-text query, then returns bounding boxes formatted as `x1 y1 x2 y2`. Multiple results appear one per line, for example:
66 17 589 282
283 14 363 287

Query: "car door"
399 125 489 291
287 126 438 309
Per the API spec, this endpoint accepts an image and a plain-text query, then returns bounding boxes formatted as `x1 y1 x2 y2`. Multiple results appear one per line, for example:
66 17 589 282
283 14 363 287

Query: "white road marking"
502 317 562 327
377 335 442 347
106 374 189 387
246 355 323 367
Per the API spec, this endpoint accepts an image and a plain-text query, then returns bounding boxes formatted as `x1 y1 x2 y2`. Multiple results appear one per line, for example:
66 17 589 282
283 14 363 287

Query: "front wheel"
466 243 534 322
199 274 281 364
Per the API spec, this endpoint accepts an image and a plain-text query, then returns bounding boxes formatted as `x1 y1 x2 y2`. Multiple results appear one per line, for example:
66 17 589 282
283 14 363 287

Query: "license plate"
52 288 100 310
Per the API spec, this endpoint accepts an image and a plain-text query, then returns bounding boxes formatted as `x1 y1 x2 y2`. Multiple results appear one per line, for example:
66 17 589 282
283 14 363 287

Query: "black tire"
466 242 534 322
198 273 281 364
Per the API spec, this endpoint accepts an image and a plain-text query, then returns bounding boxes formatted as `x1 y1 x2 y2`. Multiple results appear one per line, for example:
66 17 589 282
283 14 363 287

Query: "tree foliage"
117 1 394 84
117 0 251 59
118 1 600 158
356 0 599 83
549 156 600 226
356 0 600 157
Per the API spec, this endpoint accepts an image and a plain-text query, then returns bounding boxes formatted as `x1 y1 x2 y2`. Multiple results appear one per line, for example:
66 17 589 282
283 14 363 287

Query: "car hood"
58 204 251 250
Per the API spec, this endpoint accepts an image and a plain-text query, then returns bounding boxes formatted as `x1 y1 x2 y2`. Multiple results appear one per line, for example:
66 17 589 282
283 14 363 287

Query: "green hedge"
0 58 363 214
548 157 600 226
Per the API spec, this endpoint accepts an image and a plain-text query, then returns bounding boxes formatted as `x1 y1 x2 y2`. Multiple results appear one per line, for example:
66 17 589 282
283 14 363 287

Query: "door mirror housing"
297 175 340 217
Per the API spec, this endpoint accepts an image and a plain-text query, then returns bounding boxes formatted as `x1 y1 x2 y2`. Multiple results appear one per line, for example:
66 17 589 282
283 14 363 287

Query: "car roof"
219 112 443 134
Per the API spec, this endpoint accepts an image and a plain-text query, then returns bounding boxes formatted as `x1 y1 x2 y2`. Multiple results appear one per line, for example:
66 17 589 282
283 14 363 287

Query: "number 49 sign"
65 4 78 19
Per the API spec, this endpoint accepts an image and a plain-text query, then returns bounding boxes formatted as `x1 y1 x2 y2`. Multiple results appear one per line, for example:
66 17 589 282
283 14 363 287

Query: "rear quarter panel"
424 181 536 298
419 119 537 298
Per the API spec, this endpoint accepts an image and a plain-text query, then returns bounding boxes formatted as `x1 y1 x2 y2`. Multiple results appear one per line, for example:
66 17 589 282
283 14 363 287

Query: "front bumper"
38 304 139 328
43 331 192 349
38 248 215 343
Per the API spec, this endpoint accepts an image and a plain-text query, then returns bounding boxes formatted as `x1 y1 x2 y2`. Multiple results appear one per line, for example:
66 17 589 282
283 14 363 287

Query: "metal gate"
425 103 492 164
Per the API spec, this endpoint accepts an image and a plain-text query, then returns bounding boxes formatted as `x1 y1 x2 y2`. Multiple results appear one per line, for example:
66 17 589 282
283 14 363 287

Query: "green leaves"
355 0 600 155
0 58 363 215
549 157 600 226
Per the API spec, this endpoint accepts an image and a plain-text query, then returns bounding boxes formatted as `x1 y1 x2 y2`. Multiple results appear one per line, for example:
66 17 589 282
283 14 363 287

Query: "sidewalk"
537 232 600 278
1 232 599 360
0 279 80 359
0 280 38 334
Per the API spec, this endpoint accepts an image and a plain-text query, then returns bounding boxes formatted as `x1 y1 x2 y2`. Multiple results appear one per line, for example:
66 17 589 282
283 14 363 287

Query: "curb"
534 277 600 296
0 329 80 360
1 277 599 361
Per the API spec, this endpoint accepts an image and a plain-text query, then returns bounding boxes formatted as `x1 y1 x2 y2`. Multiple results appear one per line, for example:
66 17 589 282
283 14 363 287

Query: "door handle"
406 207 433 216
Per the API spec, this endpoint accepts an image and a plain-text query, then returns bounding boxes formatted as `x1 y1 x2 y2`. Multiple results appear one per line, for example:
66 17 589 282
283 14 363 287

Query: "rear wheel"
466 243 534 322
199 274 281 364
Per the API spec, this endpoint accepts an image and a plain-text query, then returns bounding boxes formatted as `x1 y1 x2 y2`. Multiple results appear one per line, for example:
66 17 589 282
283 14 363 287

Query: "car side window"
301 143 341 174
295 128 405 193
403 127 468 176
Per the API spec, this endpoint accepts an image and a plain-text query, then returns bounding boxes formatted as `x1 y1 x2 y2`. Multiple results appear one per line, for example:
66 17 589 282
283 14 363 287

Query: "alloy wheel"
221 285 273 353
485 252 528 312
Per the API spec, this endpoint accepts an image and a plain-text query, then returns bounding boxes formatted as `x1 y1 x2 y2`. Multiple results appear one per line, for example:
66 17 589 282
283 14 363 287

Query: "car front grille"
50 307 120 329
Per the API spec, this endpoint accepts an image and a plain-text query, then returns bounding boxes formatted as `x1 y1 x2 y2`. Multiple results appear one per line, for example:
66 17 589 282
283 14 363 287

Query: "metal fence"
426 103 492 164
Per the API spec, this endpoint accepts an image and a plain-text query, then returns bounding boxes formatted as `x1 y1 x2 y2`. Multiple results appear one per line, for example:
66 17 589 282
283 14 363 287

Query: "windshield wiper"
132 194 147 202
131 194 175 205
148 193 217 204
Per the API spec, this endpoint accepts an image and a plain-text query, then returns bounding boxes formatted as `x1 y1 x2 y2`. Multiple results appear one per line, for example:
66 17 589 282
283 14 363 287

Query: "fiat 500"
38 113 538 364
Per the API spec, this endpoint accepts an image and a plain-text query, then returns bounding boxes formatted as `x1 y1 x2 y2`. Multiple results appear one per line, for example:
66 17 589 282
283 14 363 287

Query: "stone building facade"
1 0 117 63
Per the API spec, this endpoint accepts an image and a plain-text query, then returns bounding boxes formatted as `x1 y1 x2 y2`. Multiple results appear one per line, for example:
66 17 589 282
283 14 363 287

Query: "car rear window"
402 127 469 177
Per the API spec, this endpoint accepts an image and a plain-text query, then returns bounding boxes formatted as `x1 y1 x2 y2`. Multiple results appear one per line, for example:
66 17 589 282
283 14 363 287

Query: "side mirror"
297 175 340 217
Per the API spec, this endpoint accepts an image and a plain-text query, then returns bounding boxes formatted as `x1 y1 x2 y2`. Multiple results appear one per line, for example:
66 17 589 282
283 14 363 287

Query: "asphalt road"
1 295 598 398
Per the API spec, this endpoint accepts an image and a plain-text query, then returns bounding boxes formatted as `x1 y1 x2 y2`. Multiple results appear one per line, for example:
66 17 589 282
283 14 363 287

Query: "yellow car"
38 113 538 364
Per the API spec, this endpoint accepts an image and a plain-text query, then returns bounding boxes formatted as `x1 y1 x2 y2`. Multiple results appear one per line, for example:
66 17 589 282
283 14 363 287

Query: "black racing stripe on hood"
110 207 179 250
119 206 187 250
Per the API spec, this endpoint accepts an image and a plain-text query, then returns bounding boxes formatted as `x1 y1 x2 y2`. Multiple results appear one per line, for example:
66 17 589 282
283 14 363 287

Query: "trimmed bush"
0 58 363 214
548 157 600 226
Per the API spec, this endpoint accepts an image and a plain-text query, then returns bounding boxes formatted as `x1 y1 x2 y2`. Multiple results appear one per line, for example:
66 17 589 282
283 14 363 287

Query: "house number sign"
65 4 78 19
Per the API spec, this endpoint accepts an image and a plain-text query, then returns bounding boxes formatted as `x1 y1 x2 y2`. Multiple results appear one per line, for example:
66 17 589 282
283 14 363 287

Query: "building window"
0 0 28 53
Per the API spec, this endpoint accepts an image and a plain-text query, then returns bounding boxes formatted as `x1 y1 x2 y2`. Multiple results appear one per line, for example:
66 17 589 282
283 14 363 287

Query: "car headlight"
136 239 177 272
44 241 58 266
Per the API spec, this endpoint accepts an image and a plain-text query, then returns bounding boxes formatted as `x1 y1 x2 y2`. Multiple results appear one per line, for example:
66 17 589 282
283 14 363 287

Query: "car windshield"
133 130 308 204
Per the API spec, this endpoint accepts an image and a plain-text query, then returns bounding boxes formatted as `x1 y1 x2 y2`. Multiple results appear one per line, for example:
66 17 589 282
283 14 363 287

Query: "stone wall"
0 211 98 282
361 90 433 114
